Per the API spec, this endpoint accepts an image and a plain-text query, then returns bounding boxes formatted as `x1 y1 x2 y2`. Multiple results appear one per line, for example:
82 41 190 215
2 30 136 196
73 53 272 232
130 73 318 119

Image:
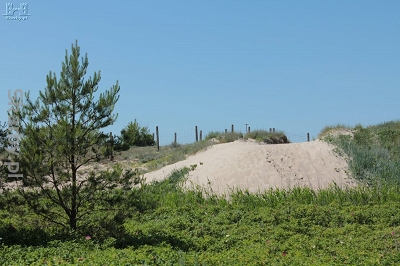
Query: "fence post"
248 126 250 133
156 126 159 151
273 128 275 133
269 128 272 133
200 130 202 141
195 126 198 142
225 129 227 134
109 132 114 161
231 124 234 133
174 133 177 144
307 133 310 142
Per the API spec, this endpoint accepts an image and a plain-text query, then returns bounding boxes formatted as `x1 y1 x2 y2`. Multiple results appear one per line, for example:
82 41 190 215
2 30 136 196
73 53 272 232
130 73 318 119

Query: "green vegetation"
112 130 290 174
321 120 400 186
318 124 353 139
115 119 156 151
109 139 214 173
2 40 132 231
0 120 400 264
1 41 400 264
1 166 400 264
205 130 244 143
0 122 8 154
205 129 290 144
245 129 290 144
101 119 156 160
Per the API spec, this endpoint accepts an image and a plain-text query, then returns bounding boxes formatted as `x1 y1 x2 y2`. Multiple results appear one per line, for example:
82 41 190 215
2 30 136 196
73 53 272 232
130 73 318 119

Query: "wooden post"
245 124 248 135
248 126 250 133
109 132 114 161
273 128 275 133
225 129 227 134
156 126 159 151
195 126 198 142
174 133 177 144
307 133 310 142
231 124 234 133
200 130 202 141
270 128 272 133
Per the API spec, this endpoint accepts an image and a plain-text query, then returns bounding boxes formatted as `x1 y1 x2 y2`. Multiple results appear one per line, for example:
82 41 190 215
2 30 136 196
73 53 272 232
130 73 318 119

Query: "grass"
1 123 400 264
318 124 353 139
321 120 400 186
244 129 290 144
133 140 215 173
205 129 290 144
204 130 244 143
1 173 400 265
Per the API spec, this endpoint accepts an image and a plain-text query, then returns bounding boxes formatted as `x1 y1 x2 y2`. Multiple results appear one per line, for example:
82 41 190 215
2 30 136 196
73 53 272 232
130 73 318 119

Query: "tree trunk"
70 87 77 230
69 208 77 230
70 168 77 230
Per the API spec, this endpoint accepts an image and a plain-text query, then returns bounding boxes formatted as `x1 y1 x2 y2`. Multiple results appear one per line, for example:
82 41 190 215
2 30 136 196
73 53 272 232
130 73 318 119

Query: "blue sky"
1 1 399 145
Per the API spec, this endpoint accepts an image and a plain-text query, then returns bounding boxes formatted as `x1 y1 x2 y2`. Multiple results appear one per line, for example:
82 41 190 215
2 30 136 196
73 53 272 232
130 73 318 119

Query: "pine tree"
0 121 8 154
0 121 10 190
11 41 135 231
120 119 155 148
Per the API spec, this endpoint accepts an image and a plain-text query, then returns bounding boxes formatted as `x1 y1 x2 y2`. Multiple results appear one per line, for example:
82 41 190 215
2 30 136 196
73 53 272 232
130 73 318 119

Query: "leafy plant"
204 131 243 143
120 119 155 149
322 120 400 185
204 131 222 140
8 40 137 231
245 129 290 143
2 120 400 264
0 121 8 154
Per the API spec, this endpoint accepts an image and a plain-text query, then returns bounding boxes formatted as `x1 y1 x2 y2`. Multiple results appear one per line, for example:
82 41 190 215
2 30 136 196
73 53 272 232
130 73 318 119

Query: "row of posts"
151 126 291 152
118 126 311 153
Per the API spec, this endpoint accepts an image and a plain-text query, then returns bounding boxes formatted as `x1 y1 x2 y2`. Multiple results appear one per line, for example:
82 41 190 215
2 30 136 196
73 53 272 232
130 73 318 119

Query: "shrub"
205 131 222 140
204 131 243 143
246 130 290 143
170 142 181 148
323 120 400 185
120 119 155 148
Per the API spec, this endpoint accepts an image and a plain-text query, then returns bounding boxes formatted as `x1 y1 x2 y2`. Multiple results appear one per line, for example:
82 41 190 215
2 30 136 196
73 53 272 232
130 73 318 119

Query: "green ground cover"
1 122 400 265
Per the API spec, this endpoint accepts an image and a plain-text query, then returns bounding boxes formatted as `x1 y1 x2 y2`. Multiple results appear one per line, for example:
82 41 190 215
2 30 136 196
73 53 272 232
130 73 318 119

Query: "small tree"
120 119 155 149
11 41 135 231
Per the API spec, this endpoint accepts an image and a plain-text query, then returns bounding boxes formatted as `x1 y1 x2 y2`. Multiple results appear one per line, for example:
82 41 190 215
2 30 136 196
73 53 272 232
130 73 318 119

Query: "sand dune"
144 139 357 195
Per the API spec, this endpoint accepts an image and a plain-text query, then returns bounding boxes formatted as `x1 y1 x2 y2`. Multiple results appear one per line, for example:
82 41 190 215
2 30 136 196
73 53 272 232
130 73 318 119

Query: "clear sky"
1 1 399 145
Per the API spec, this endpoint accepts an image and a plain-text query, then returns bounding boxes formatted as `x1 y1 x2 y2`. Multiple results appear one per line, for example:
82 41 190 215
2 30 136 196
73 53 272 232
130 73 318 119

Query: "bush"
170 142 181 148
120 119 155 148
245 130 290 143
204 131 243 143
323 120 400 185
205 131 222 140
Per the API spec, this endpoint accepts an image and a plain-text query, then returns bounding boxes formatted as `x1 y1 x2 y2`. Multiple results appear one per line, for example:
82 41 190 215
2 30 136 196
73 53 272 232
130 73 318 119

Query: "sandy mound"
318 127 354 139
144 139 357 195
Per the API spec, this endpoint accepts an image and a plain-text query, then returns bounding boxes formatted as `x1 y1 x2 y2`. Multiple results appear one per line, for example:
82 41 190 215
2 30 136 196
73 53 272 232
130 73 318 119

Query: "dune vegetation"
1 122 400 265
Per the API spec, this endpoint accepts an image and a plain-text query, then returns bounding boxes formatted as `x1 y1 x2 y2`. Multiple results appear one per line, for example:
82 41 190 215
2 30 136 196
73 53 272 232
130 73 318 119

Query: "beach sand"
144 139 357 195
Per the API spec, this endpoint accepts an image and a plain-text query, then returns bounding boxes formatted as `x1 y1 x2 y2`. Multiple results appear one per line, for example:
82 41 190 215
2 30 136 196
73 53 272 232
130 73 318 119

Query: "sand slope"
144 139 357 195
